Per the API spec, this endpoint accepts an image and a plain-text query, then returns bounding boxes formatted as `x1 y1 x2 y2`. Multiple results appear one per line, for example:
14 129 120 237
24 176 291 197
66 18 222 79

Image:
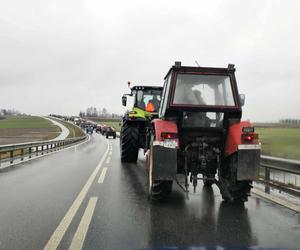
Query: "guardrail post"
20 148 24 161
36 146 38 156
46 144 49 153
41 145 44 155
10 150 13 164
265 167 270 193
29 147 32 158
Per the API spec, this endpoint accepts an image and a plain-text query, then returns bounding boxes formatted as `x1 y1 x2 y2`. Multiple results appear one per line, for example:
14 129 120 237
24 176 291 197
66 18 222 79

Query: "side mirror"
122 95 127 106
239 94 245 107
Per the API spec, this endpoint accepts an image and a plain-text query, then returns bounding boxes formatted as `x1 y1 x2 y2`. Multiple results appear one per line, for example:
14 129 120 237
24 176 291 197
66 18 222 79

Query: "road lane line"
44 141 109 250
105 156 110 164
69 197 98 250
98 167 108 184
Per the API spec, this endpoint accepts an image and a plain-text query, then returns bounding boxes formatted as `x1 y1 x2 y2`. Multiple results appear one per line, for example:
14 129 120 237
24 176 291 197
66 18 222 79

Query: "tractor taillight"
161 132 178 140
242 133 258 143
244 135 253 142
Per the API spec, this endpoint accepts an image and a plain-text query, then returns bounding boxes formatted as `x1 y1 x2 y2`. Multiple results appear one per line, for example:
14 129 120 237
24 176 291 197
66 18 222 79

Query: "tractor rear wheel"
219 154 252 203
203 174 214 187
120 121 139 163
147 135 173 201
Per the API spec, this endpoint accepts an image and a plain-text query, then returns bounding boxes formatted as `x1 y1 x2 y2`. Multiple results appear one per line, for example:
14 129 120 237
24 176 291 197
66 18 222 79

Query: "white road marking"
98 167 108 184
44 141 109 250
105 156 110 164
109 151 112 156
252 188 300 213
69 197 98 250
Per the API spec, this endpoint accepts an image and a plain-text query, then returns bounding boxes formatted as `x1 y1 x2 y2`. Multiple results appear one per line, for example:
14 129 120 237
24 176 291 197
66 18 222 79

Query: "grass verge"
54 120 85 138
256 127 300 161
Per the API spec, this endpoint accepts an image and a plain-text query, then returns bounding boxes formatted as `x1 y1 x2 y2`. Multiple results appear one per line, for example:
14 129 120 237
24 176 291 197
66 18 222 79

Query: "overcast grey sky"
0 0 299 122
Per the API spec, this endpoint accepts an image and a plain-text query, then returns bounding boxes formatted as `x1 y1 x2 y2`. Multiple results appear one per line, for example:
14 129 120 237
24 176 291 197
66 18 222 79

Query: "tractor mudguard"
237 144 261 180
151 119 179 180
152 144 177 180
225 121 261 181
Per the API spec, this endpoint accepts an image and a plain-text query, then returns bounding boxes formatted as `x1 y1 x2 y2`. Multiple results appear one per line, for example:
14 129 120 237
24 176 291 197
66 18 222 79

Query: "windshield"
173 74 235 107
135 89 162 111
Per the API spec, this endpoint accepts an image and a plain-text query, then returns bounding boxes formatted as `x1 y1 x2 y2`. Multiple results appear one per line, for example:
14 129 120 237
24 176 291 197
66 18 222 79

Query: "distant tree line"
79 107 122 119
0 108 22 116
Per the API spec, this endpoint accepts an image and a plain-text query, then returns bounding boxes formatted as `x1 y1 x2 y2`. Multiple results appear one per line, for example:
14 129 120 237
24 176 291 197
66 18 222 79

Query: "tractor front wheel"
120 121 139 163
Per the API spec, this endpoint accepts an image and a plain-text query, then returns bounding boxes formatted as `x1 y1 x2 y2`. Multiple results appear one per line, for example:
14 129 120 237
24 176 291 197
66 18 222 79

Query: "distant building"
279 118 300 126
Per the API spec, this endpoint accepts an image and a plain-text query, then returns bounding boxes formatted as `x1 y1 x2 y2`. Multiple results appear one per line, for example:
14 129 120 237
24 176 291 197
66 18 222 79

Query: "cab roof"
164 62 236 80
131 86 163 91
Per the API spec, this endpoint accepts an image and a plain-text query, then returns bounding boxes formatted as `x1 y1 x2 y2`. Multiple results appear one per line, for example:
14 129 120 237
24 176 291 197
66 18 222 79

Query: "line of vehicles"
83 122 117 139
49 114 117 139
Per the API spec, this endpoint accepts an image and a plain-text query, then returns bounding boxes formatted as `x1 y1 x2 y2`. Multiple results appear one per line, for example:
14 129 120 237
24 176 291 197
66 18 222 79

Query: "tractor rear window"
136 89 162 111
182 112 224 128
173 74 235 107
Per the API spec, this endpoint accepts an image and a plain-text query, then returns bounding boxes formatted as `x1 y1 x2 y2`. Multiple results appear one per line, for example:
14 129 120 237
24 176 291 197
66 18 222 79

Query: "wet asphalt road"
0 133 299 250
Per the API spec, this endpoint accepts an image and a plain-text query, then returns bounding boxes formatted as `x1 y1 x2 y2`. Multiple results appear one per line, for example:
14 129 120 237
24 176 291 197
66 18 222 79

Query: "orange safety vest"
146 102 155 112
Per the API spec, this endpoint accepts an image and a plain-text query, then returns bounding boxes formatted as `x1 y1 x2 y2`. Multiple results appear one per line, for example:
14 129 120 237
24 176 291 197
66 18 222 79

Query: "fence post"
10 150 13 164
21 148 24 161
265 167 270 193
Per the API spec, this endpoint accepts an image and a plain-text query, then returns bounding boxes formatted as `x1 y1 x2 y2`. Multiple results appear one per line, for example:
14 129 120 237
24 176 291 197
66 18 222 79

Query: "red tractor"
147 62 261 203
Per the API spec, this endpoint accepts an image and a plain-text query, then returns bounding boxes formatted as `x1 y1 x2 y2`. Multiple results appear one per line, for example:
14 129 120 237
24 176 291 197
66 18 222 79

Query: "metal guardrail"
261 155 300 175
0 136 87 166
260 155 300 195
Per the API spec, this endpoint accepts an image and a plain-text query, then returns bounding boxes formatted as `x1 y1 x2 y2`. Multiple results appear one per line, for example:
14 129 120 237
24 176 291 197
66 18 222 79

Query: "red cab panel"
225 121 259 157
152 119 179 145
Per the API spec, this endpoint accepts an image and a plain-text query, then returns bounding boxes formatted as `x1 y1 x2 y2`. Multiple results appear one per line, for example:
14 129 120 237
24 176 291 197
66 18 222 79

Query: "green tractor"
120 84 163 163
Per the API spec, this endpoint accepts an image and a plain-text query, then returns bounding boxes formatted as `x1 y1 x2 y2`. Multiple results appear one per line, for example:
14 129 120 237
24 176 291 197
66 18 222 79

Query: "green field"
256 127 300 160
0 116 56 129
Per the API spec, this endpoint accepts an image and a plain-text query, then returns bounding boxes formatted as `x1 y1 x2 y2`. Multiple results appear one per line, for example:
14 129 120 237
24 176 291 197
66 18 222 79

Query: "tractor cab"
123 86 162 111
159 62 243 123
159 62 245 151
122 85 163 120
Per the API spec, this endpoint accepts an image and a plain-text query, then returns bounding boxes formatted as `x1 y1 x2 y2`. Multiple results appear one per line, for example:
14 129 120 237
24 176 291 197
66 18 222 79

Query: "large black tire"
147 135 173 201
203 174 214 187
120 121 139 163
219 154 252 203
203 161 217 187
